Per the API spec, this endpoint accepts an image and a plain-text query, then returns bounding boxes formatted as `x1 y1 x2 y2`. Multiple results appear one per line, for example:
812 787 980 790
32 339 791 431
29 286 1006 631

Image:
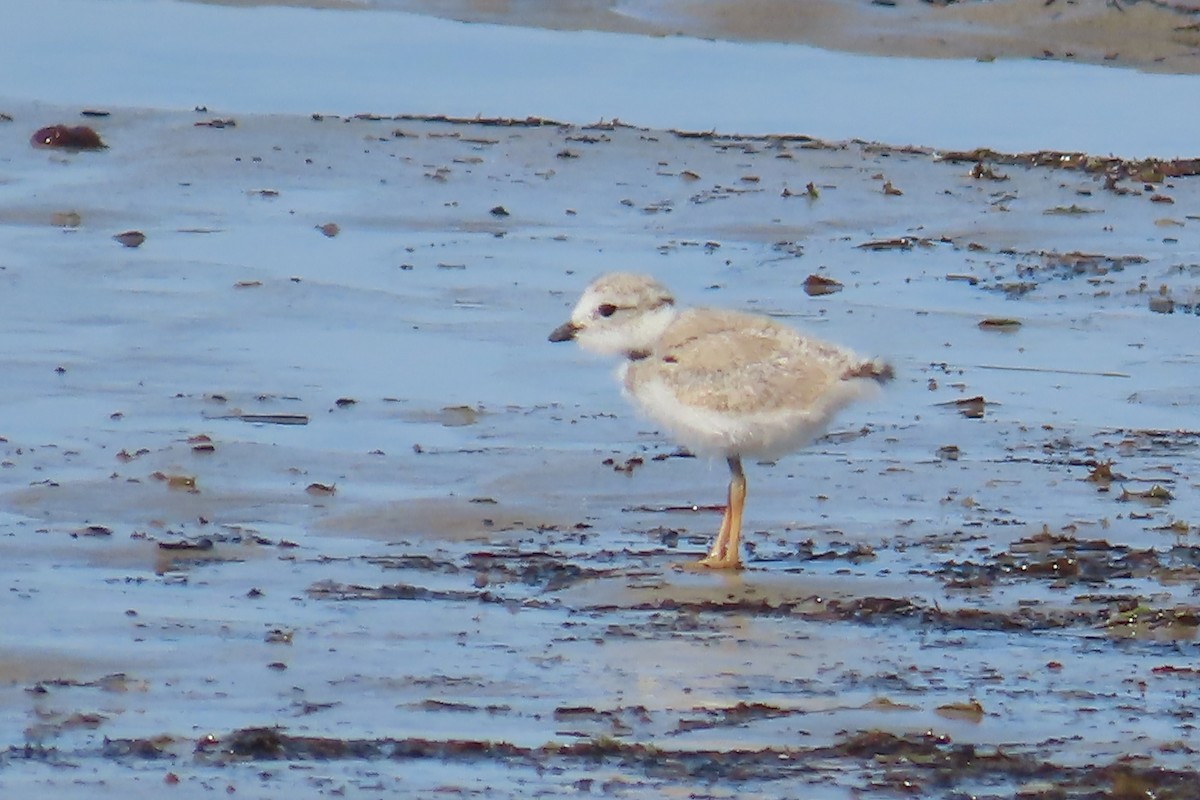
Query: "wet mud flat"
269 0 1200 74
2 103 1200 797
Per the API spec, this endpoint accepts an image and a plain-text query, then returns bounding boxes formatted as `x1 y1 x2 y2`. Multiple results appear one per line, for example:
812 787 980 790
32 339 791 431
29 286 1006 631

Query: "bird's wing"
630 308 860 415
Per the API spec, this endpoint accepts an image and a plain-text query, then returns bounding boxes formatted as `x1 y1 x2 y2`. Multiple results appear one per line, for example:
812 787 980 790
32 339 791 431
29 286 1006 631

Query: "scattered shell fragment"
969 163 1008 181
978 318 1022 331
438 405 480 427
602 457 644 474
52 211 82 228
205 412 310 425
1043 204 1099 215
856 237 919 251
861 696 919 712
113 230 146 248
1149 295 1174 314
189 434 216 454
937 396 988 419
1119 485 1173 505
802 274 843 296
152 472 198 492
936 445 961 461
158 537 213 552
936 700 985 723
265 628 294 644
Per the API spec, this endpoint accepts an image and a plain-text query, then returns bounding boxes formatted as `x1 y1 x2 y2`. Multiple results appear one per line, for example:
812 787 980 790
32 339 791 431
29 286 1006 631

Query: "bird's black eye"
597 303 618 318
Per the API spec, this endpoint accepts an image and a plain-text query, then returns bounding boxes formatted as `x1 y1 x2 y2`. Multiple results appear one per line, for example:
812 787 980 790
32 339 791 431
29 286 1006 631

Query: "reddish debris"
31 124 106 150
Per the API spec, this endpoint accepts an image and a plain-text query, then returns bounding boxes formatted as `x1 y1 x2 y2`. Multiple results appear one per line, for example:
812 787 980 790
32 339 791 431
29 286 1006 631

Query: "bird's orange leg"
697 456 746 570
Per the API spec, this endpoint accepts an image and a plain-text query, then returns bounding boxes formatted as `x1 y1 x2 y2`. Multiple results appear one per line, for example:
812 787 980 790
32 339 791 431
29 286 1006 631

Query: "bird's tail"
842 358 895 384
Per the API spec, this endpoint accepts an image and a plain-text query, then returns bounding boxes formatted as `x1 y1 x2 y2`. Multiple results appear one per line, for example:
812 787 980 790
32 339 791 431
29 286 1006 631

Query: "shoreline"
190 0 1200 74
6 0 1200 157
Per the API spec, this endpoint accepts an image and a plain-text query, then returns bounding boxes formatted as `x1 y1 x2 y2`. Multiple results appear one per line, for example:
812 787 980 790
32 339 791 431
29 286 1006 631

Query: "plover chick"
549 272 892 570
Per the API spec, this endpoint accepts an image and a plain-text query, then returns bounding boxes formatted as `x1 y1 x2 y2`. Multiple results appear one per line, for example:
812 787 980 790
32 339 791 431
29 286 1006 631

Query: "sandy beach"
3 1 1200 797
240 0 1200 73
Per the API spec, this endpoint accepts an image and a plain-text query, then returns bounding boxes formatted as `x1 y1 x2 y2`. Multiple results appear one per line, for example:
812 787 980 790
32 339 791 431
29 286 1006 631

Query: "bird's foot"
674 555 744 571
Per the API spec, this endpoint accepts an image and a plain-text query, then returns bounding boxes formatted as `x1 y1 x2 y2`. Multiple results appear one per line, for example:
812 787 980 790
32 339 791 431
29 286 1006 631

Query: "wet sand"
203 0 1200 73
3 98 1200 796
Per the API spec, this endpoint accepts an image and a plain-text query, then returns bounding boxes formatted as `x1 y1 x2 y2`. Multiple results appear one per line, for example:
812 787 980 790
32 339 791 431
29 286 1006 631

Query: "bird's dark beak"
548 321 578 343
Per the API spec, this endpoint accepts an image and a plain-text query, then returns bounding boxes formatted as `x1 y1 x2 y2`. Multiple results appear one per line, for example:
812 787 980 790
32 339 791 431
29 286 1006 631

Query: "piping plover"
550 272 892 569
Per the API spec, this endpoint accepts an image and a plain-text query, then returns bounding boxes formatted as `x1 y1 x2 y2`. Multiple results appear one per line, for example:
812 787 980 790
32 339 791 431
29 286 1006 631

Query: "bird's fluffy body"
552 272 887 460
622 306 884 459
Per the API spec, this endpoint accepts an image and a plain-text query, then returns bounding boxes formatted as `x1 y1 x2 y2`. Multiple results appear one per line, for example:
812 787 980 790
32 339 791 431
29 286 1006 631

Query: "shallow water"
3 0 1200 155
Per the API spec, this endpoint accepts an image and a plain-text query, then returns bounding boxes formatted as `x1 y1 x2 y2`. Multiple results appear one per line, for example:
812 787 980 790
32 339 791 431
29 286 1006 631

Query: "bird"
549 272 893 570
